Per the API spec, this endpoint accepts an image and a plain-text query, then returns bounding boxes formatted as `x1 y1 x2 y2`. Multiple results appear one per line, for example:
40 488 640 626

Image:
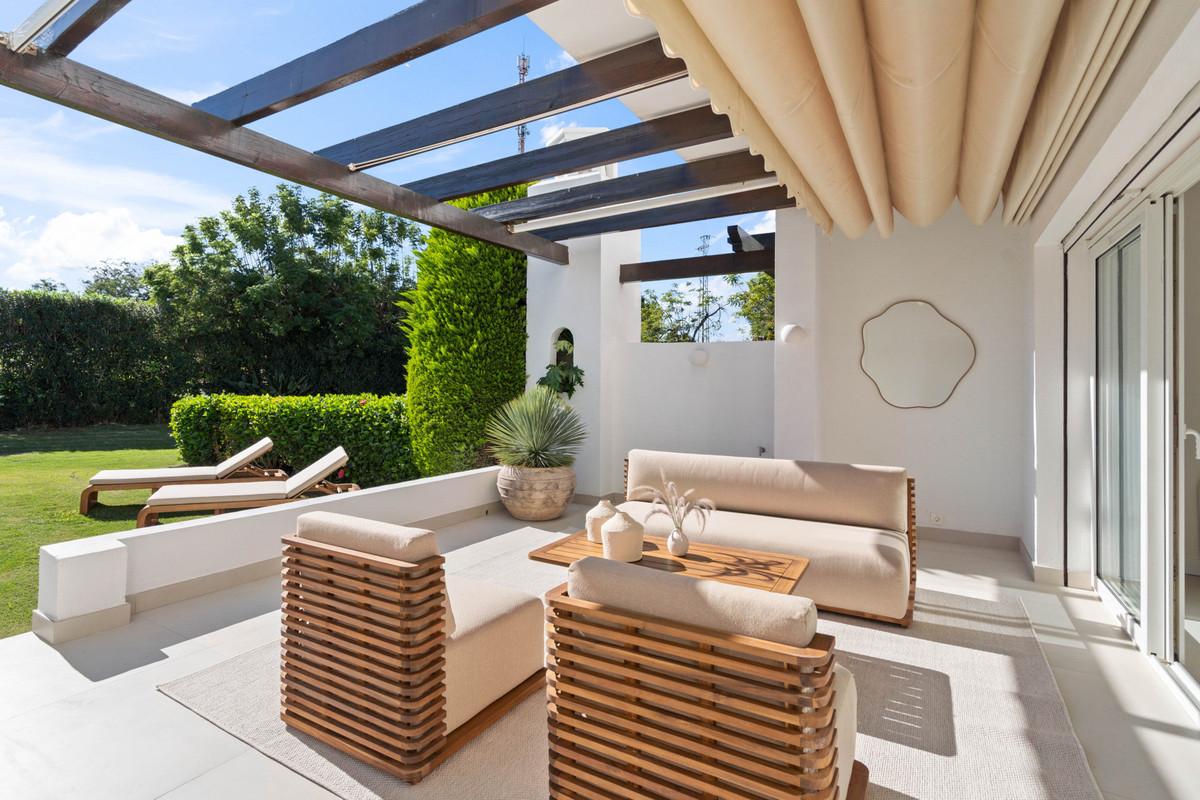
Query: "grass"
0 425 202 639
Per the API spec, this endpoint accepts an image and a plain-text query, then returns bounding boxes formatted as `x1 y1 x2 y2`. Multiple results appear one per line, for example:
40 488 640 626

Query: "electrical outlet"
929 512 944 525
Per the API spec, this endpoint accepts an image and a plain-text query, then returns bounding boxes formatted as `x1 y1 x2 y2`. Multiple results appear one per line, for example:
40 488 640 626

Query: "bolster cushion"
626 449 908 532
568 556 817 648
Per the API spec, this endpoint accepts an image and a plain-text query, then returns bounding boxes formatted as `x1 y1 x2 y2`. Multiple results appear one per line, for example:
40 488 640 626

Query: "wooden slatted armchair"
546 556 868 800
280 511 545 783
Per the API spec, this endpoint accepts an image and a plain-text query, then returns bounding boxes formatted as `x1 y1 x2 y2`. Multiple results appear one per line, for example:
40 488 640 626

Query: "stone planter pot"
496 465 576 521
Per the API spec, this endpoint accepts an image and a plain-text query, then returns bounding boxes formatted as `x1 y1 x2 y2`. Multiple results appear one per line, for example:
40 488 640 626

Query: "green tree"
403 186 528 476
144 184 421 394
727 272 775 340
640 282 727 342
84 260 151 300
29 278 67 292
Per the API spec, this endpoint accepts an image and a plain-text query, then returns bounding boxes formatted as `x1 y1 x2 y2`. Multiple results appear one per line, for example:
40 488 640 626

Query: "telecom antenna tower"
517 51 531 153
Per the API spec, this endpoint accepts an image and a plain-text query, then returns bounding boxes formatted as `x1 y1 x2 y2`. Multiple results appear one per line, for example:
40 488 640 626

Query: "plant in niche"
486 386 587 468
634 469 715 557
538 338 585 398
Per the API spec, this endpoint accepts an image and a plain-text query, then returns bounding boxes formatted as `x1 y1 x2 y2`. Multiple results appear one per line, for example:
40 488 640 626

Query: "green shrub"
404 186 528 476
0 290 185 429
169 394 416 488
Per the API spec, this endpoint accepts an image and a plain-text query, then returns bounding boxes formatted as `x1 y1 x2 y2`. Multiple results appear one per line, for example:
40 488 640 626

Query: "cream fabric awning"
625 0 1149 237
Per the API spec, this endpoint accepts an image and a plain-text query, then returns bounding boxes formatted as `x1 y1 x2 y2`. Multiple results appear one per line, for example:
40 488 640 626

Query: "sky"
0 1 773 339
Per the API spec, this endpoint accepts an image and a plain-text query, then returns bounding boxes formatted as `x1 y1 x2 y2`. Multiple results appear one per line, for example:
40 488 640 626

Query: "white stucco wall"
795 204 1034 542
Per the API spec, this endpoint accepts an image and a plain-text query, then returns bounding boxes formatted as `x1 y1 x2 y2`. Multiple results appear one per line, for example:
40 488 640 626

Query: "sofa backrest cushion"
567 556 817 648
296 511 452 634
626 449 908 532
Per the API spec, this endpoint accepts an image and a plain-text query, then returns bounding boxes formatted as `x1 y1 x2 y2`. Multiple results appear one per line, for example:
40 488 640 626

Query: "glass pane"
1097 230 1142 617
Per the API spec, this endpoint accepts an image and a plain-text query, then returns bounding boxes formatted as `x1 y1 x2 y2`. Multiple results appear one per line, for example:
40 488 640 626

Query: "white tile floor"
0 510 1197 800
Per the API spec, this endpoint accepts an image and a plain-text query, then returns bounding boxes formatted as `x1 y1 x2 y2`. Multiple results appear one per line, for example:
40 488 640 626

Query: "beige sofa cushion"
443 575 544 732
296 512 452 635
831 664 857 800
146 480 288 505
567 556 818 648
626 449 908 533
621 501 910 620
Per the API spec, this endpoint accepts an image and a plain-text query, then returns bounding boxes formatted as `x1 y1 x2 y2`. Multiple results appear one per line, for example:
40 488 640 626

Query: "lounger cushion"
443 575 543 732
831 664 857 800
568 556 818 648
89 466 219 485
214 437 273 479
620 501 910 620
285 446 349 497
626 449 908 533
145 480 288 506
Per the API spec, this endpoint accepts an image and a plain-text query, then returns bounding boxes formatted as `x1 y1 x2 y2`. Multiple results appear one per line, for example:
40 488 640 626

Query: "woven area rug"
159 588 1101 800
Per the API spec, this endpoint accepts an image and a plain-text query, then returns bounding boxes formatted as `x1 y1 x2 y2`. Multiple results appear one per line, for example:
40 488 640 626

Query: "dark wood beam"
727 224 775 252
0 48 569 264
318 38 686 169
9 0 131 56
195 0 555 125
475 151 770 224
619 249 774 283
533 186 792 241
407 106 733 200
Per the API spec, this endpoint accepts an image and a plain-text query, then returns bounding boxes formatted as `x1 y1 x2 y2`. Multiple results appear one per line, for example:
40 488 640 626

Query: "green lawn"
0 425 201 639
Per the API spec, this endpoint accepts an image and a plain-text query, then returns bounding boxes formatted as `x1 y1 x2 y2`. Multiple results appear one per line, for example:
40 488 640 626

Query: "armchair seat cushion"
443 575 543 733
620 501 910 620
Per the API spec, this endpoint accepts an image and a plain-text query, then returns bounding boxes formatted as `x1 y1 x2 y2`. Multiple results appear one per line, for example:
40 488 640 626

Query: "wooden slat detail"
534 186 793 241
0 49 568 264
195 0 555 124
619 249 774 284
12 0 132 56
476 151 770 223
281 536 449 782
407 106 733 200
317 38 686 168
545 585 847 799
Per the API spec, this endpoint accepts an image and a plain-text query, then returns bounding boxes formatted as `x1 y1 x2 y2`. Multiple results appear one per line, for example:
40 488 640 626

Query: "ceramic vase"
585 499 617 543
496 465 576 521
666 528 689 557
601 511 644 562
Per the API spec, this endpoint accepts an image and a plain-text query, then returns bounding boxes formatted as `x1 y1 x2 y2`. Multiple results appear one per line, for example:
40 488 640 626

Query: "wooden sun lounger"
135 446 358 527
80 437 284 514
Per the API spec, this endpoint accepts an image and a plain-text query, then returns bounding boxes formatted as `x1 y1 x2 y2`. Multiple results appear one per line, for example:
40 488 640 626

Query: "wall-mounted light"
779 323 805 343
689 348 709 366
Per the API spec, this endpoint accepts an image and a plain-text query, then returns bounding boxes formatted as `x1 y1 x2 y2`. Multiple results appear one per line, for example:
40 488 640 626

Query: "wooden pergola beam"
475 151 770 224
406 106 733 200
8 0 131 55
727 224 775 252
534 185 793 241
318 38 686 169
195 0 555 125
0 48 569 264
619 249 774 283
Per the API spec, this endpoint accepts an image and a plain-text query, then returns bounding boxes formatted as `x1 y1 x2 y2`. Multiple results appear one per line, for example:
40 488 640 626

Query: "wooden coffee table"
528 530 809 594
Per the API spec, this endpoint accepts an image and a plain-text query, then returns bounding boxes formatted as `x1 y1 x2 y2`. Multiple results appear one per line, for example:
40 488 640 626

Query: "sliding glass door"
1097 230 1145 616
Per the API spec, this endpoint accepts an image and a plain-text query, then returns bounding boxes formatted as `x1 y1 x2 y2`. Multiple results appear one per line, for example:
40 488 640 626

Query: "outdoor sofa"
80 436 283 514
621 449 917 625
135 446 359 527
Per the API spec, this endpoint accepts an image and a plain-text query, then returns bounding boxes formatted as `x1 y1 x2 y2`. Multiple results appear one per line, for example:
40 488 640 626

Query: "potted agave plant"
634 469 715 557
486 386 587 521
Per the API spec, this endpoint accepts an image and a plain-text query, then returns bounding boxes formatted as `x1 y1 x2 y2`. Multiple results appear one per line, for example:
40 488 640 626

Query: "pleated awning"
624 0 1150 237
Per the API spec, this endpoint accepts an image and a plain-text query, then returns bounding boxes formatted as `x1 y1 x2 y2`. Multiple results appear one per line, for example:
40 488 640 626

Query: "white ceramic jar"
585 499 617 543
601 511 644 562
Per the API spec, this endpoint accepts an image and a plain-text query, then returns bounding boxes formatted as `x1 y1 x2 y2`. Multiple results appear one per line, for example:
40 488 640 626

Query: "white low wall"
36 467 502 633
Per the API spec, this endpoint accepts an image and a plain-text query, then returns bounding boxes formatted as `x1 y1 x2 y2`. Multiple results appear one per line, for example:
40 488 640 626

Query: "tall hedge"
0 290 183 428
403 186 528 476
170 394 416 488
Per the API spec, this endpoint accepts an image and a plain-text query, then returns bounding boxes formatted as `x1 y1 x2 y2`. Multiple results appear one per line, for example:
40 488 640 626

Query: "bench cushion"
146 480 288 505
621 500 910 620
626 449 908 532
90 466 220 485
443 575 544 732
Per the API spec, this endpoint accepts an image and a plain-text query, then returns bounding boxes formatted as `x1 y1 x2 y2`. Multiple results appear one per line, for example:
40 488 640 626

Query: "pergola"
0 0 789 280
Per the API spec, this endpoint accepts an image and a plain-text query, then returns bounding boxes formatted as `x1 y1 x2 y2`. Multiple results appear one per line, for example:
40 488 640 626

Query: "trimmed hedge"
169 394 416 488
403 186 529 476
0 290 184 429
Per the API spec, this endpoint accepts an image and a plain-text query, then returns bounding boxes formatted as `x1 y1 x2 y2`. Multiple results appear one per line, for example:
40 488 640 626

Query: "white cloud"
155 82 228 105
538 120 581 147
0 207 179 288
0 113 229 231
545 50 578 71
743 210 775 235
